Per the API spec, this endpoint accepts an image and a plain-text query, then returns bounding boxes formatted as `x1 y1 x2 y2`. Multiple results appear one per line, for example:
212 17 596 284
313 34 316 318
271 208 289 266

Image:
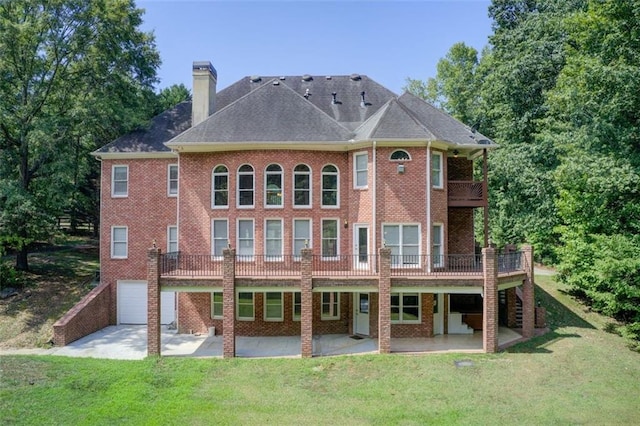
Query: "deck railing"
448 181 485 206
236 255 301 277
312 254 379 277
390 254 483 276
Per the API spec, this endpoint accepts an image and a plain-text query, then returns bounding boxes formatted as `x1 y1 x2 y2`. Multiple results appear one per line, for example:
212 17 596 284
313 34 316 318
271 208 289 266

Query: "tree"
0 0 160 270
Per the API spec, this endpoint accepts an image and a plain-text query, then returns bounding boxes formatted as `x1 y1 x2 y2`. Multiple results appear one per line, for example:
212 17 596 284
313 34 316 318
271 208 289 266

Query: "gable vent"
302 74 313 82
350 73 362 81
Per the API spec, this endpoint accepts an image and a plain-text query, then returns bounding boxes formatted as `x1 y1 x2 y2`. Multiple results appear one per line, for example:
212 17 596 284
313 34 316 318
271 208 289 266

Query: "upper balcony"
448 180 486 208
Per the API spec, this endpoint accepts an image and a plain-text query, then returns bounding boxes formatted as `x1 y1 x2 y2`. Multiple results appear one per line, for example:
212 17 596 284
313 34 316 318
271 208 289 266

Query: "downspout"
426 142 432 273
372 140 377 270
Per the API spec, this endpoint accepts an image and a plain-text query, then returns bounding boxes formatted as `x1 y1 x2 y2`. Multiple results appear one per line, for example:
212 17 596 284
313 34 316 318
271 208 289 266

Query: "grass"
1 274 639 425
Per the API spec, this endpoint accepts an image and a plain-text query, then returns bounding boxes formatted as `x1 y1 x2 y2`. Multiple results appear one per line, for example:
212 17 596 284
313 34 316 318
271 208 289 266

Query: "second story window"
265 164 283 207
293 219 311 258
322 219 339 259
293 164 311 207
237 219 254 259
111 165 128 197
321 165 339 207
383 224 420 267
431 152 443 189
168 164 178 196
237 164 254 207
432 223 444 268
265 219 283 260
354 152 368 189
167 226 178 253
212 165 229 208
211 219 228 258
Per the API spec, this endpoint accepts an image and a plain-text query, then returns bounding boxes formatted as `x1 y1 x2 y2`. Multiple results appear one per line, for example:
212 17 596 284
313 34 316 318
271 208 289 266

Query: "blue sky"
138 0 493 94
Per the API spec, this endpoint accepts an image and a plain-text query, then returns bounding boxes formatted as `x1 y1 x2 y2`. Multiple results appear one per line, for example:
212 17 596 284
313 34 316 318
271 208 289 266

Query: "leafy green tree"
0 0 160 270
155 84 191 115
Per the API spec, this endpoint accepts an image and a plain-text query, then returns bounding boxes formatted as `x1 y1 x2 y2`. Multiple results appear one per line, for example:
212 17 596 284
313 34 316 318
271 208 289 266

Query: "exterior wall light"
397 164 405 174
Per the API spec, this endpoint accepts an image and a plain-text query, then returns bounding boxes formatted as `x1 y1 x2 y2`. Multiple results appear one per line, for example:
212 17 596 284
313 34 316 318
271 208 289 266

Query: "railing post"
223 248 236 358
378 247 391 354
482 246 498 353
147 246 161 357
300 248 313 357
522 245 535 338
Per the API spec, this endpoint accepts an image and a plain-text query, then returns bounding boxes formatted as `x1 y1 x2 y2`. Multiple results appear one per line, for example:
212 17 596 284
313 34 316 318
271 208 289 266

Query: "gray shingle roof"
353 98 436 140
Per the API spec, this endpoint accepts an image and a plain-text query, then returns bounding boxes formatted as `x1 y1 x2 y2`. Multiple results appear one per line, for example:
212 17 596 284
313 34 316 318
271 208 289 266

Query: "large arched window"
321 165 339 207
237 164 254 207
293 164 311 207
265 164 283 207
212 165 228 208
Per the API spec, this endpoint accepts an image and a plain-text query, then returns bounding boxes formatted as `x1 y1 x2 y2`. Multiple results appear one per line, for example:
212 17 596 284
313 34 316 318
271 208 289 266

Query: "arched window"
321 165 339 207
265 164 283 207
390 150 411 161
293 164 311 207
237 164 254 207
212 165 228 208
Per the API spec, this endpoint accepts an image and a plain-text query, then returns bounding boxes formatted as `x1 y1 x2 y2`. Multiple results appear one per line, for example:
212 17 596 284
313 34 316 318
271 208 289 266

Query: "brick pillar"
223 248 236 358
506 287 517 328
378 247 391 354
522 245 535 338
147 247 161 357
482 246 498 353
300 248 313 357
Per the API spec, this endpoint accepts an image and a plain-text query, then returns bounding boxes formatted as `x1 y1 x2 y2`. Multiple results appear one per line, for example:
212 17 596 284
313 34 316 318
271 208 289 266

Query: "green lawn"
1 275 639 425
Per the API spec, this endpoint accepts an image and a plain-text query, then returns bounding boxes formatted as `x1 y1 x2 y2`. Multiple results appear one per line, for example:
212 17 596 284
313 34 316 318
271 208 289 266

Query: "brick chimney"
192 61 217 126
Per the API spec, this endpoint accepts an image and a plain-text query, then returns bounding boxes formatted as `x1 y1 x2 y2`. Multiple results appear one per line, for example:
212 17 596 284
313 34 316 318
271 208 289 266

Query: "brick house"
64 61 534 357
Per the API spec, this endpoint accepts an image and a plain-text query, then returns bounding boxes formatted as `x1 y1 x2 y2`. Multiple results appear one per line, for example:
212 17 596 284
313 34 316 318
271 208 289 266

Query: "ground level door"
354 293 370 336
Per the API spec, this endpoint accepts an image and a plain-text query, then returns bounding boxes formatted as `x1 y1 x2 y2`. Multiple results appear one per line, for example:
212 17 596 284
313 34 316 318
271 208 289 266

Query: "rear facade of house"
91 61 534 357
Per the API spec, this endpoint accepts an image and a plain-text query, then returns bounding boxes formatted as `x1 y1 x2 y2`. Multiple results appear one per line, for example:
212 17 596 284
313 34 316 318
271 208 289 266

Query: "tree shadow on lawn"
504 283 596 354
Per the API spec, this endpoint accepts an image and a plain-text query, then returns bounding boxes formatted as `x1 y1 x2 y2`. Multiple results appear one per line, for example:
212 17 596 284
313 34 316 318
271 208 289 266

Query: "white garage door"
117 281 176 325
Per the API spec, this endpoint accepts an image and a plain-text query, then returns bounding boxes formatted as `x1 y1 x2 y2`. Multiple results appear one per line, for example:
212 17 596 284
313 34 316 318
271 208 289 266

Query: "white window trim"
167 225 178 253
237 292 254 321
391 292 422 324
237 164 255 209
111 165 129 198
110 226 128 259
389 149 411 161
212 165 229 209
211 219 228 259
382 223 421 268
237 218 255 260
264 292 284 322
432 223 444 268
293 164 312 209
167 164 178 197
293 218 312 259
321 164 340 209
293 292 301 321
321 218 340 260
264 164 284 209
354 151 368 189
265 218 283 261
432 151 443 189
211 292 223 319
321 292 340 320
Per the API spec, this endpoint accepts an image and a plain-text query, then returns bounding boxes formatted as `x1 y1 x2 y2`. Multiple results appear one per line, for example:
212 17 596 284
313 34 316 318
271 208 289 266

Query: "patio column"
300 248 313 357
482 246 498 353
522 245 535 338
378 247 391 354
223 248 236 358
147 246 161 357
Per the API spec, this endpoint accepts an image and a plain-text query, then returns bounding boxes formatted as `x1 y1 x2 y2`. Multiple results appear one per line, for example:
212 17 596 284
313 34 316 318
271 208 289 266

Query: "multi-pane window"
321 219 338 258
237 219 254 259
293 292 301 321
168 164 178 196
391 293 421 323
237 164 254 207
112 165 128 197
265 164 283 207
321 165 339 207
211 219 228 258
293 164 311 207
212 165 229 207
431 152 443 189
237 292 254 320
264 292 283 321
321 292 339 319
354 152 368 188
211 292 223 319
167 226 178 253
432 224 444 268
390 150 411 161
383 224 420 266
293 219 311 258
111 226 128 258
265 219 283 260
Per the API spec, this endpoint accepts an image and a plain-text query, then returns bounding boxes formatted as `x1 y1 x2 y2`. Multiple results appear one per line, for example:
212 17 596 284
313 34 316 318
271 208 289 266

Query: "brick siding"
53 282 111 346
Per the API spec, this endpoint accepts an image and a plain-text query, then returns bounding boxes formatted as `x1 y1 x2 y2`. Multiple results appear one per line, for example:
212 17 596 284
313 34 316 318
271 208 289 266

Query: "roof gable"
353 99 436 141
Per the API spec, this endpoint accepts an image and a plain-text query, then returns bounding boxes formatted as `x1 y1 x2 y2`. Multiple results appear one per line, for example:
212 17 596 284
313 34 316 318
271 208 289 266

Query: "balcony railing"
312 254 379 277
236 255 301 277
448 180 485 207
390 254 483 276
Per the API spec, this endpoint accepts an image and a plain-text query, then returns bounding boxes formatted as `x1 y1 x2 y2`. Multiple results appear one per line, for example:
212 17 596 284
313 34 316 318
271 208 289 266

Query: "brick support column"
482 246 498 353
506 287 517 328
223 248 236 358
522 245 535 338
147 247 161 357
378 247 391 354
300 248 313 357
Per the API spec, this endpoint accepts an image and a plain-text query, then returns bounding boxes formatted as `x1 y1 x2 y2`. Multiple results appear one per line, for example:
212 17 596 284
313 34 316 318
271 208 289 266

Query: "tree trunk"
16 246 29 272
